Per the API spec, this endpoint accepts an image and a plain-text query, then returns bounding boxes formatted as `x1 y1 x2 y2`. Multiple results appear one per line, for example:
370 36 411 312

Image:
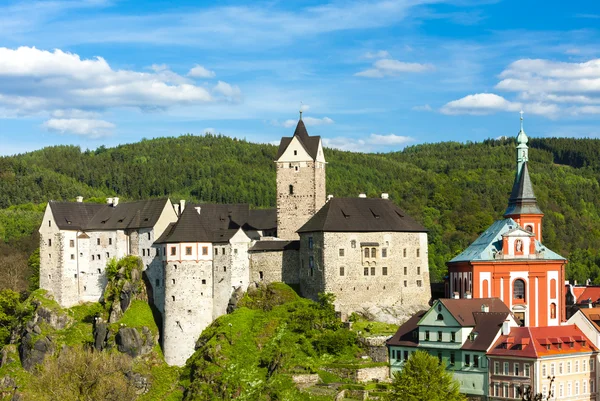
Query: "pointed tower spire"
504 112 543 241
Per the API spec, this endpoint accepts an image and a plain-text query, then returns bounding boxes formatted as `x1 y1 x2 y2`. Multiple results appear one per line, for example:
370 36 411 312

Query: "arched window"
437 313 444 321
525 225 533 233
364 248 370 258
289 185 294 195
513 279 525 300
371 248 377 258
550 303 557 319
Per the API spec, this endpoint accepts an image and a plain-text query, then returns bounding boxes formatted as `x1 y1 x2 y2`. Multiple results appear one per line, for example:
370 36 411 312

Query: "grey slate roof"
49 199 169 231
249 240 300 252
297 198 427 233
155 203 275 244
275 119 321 160
504 162 543 216
449 218 565 263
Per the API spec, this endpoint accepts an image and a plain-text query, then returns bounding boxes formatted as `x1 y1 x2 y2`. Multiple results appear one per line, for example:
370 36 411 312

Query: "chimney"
381 193 389 200
327 195 333 202
76 196 83 203
575 280 578 286
481 304 490 313
106 197 113 205
453 292 459 299
502 319 510 335
359 193 367 198
465 291 472 299
194 206 201 215
112 197 119 207
179 200 186 215
587 278 592 286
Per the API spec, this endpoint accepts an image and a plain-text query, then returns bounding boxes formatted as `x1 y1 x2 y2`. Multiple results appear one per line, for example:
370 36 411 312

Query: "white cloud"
356 58 434 78
212 81 242 102
569 106 600 115
441 93 521 115
364 50 390 59
188 64 216 78
370 133 414 145
300 104 310 112
0 46 243 133
323 137 366 152
43 118 115 138
281 116 334 128
412 104 432 112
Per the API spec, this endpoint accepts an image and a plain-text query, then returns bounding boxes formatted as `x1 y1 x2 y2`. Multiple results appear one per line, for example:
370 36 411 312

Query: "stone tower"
275 113 326 240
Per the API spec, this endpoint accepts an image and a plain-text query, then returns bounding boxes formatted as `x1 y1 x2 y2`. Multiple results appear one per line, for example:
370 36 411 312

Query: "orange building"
446 116 567 327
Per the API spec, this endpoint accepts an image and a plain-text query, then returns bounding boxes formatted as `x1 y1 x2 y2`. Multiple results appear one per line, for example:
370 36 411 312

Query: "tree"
388 350 465 401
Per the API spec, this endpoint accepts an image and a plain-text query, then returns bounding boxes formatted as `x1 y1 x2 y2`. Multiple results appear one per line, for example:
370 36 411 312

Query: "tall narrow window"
48 239 52 246
382 266 388 275
364 248 369 258
109 238 112 245
351 240 356 248
550 303 557 319
404 266 407 275
371 248 377 258
403 248 407 257
416 248 420 257
147 233 151 240
289 185 294 195
308 237 313 249
339 267 345 276
70 239 74 247
513 279 525 300
417 266 421 275
382 248 387 257
97 238 100 245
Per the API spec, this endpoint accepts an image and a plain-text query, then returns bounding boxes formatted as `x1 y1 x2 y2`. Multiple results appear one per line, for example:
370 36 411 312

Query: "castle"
38 115 431 366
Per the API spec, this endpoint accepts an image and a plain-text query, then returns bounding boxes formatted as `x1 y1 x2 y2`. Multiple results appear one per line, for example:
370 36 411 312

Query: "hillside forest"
2 134 600 292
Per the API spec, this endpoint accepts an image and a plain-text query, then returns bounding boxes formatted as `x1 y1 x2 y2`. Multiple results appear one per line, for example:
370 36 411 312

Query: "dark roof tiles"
298 198 426 233
249 240 300 252
275 119 321 160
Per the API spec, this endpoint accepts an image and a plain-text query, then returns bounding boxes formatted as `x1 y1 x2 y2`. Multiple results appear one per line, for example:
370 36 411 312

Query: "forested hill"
2 134 600 285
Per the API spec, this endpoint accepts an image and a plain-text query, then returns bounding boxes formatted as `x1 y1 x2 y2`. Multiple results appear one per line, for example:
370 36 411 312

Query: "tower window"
371 248 377 258
404 266 407 275
48 239 52 246
289 185 294 195
294 150 297 155
308 237 313 249
403 248 407 257
148 233 151 241
295 166 299 171
513 279 525 300
97 238 100 245
339 267 345 276
417 266 421 275
351 240 356 248
170 247 176 256
109 238 112 245
339 248 345 257
70 240 74 247
186 247 192 255
382 266 388 275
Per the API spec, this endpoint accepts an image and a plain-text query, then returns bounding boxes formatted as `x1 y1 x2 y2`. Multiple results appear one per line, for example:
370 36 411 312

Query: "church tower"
503 112 544 242
275 112 326 240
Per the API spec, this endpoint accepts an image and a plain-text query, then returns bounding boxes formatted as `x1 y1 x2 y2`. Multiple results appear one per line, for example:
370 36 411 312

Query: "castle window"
289 185 294 195
364 248 369 258
48 220 51 227
49 254 51 259
351 240 356 248
142 249 146 256
417 280 422 287
403 248 407 257
172 279 175 285
403 266 407 275
382 248 387 258
172 296 175 301
70 240 74 247
186 247 192 256
92 255 95 261
222 247 225 254
417 266 421 275
513 279 525 300
371 267 375 275
339 248 344 257
74 274 77 278
147 233 151 241
97 269 101 274
215 248 218 255
223 266 227 272
84 286 86 292
48 239 52 246
97 254 101 260
416 248 420 257
371 248 376 258
308 237 313 249
340 267 345 276
97 238 100 245
259 271 264 280
170 247 176 256
295 166 299 172
234 249 238 254
404 280 407 287
109 238 112 245
70 254 75 260
202 279 206 284
364 267 368 276
382 266 388 275
48 274 51 280
294 150 297 155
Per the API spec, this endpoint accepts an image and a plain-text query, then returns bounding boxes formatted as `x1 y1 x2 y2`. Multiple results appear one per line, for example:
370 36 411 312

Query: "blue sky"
1 0 600 155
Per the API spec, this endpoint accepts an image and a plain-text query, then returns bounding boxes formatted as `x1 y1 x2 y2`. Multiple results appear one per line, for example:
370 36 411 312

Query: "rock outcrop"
116 326 154 358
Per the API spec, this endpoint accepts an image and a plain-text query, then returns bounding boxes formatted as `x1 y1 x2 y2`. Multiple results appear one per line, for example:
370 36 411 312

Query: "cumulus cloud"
370 133 414 145
188 64 216 78
43 118 115 138
323 133 414 152
0 46 241 135
364 50 390 59
281 116 334 128
356 58 434 78
443 58 600 119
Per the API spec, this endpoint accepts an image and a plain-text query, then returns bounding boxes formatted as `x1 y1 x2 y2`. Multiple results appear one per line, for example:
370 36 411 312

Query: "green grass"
137 363 184 401
116 300 159 334
350 319 398 336
58 302 105 346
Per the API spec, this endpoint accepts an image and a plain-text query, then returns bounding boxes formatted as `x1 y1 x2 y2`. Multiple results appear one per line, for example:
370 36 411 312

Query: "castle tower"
275 112 326 240
503 112 544 242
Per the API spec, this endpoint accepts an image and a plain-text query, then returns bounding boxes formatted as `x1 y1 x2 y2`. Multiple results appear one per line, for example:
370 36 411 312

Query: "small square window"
202 247 208 255
69 239 74 247
70 254 75 260
97 269 101 274
170 247 176 256
364 267 369 276
339 248 345 257
234 249 238 254
417 280 422 287
186 247 193 255
74 273 77 278
202 279 206 284
382 266 388 275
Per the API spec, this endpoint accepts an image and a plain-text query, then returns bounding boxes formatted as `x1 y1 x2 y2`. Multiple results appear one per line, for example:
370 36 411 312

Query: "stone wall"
249 248 299 285
299 231 431 316
355 366 389 383
163 260 213 366
212 243 232 320
276 160 326 240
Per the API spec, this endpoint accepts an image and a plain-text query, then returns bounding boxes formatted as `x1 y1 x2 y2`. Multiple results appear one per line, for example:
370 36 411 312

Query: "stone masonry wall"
212 244 232 320
163 260 213 366
249 249 299 285
300 231 431 317
276 161 326 240
298 232 326 301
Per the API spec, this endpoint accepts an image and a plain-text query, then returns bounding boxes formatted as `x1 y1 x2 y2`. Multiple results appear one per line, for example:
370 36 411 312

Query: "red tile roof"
578 287 600 304
578 307 600 332
488 325 597 359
